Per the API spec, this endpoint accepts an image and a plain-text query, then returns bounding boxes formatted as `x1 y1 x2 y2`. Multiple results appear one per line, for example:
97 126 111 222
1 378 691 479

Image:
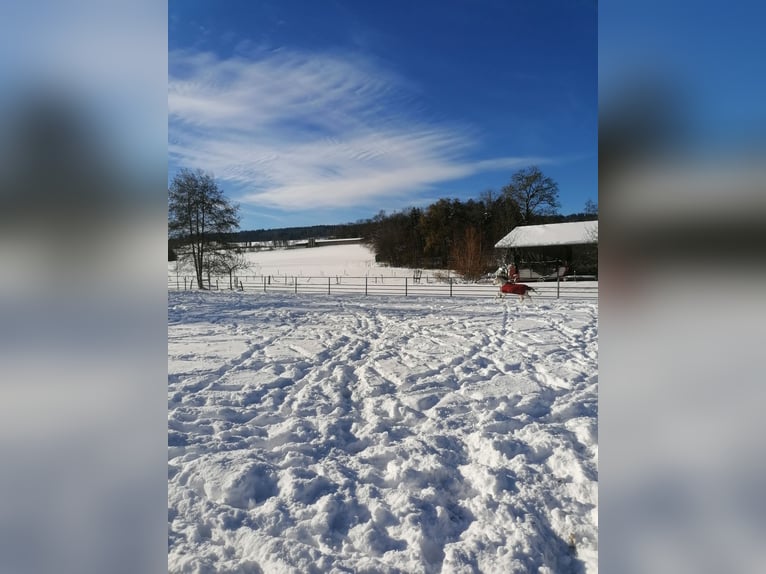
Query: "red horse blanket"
500 282 533 295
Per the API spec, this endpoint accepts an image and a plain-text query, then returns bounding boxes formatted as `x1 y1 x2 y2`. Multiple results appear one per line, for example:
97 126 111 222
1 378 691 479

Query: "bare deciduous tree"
501 166 560 223
213 248 251 290
168 168 239 289
451 226 486 280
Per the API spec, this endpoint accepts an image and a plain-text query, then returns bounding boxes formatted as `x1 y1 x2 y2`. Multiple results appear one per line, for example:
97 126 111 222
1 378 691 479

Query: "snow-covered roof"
494 220 598 249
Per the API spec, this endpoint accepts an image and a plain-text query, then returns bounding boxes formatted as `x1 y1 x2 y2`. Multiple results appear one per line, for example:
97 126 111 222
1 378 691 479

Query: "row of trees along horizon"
169 166 597 289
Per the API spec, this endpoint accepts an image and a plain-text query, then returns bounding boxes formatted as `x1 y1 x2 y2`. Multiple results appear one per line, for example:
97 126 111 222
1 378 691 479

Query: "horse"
497 280 536 302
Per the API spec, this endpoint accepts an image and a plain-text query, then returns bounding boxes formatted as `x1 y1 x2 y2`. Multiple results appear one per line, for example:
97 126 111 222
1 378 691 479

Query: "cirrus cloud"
169 49 555 211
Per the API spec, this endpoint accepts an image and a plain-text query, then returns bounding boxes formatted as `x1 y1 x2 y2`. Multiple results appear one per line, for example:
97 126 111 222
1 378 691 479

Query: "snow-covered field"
169 243 425 279
169 244 598 301
168 289 598 573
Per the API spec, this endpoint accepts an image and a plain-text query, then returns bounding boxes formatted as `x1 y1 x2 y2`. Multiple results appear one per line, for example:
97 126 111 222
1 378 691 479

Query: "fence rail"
169 275 597 300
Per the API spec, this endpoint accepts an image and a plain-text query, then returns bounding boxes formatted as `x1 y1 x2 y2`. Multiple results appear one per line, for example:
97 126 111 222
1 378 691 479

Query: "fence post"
216 279 219 290
328 277 331 295
405 277 408 296
263 276 266 293
556 259 561 299
449 278 453 297
294 277 298 294
365 276 368 296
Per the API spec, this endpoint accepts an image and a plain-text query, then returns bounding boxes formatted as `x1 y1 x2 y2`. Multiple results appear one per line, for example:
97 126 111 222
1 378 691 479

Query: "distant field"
169 243 427 278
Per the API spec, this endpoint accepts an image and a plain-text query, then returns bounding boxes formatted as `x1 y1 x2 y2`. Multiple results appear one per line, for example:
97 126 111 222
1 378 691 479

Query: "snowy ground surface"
169 244 598 301
169 243 428 279
168 291 598 573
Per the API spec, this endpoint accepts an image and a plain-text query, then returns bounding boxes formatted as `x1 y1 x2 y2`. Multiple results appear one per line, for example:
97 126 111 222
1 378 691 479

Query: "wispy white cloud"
169 49 556 211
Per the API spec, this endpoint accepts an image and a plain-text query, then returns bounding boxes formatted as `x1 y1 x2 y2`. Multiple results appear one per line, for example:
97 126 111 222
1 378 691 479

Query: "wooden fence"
168 274 597 300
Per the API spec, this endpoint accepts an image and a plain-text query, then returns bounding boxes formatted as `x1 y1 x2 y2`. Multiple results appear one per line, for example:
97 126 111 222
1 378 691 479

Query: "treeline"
225 222 372 244
366 201 595 277
169 222 373 257
365 166 596 278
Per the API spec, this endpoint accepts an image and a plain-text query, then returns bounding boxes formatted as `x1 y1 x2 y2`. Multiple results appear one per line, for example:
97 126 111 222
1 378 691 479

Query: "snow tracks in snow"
168 291 598 573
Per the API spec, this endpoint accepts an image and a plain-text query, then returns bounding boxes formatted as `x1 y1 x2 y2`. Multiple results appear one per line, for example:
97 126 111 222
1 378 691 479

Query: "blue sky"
169 0 597 230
